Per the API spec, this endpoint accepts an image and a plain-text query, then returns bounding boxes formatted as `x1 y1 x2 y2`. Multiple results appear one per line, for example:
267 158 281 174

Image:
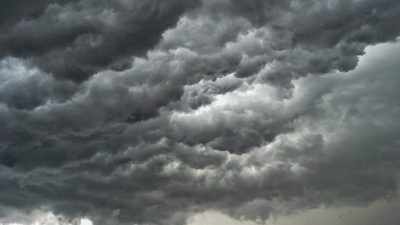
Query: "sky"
1 0 400 225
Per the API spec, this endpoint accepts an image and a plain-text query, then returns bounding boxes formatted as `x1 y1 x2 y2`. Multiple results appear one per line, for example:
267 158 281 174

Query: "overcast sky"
1 0 400 225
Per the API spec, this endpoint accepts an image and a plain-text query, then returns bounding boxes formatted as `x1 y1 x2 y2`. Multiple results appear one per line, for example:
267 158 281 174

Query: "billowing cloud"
1 1 400 225
0 0 199 82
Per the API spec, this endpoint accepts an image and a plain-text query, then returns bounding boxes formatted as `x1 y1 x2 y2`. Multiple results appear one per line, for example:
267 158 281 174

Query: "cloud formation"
1 1 400 225
0 0 199 82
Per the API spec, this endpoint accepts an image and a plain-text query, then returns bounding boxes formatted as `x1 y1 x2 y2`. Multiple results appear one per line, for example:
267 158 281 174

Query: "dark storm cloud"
0 0 199 82
0 58 78 110
0 0 79 27
1 1 400 225
197 0 400 84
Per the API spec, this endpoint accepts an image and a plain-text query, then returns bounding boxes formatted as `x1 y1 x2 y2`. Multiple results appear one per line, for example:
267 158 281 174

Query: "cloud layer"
1 1 400 225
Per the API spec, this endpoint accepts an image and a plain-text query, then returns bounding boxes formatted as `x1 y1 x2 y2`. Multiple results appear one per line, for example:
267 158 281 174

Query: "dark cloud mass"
0 0 199 82
1 1 400 225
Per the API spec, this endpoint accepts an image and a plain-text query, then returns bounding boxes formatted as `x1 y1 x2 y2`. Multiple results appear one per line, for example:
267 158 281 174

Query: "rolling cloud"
1 0 400 225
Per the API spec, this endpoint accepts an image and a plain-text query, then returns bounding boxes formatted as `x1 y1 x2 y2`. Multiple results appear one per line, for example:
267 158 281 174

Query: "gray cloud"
0 0 199 82
1 1 400 225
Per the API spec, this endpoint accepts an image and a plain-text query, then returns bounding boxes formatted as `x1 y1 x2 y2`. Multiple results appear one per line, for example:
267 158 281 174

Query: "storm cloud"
1 1 400 225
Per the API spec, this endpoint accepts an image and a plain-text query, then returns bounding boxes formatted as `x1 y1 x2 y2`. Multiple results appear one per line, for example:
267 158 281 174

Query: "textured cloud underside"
1 0 400 225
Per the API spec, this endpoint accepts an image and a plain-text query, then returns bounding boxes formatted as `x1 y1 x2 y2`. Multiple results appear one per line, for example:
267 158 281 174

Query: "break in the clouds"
1 1 400 225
